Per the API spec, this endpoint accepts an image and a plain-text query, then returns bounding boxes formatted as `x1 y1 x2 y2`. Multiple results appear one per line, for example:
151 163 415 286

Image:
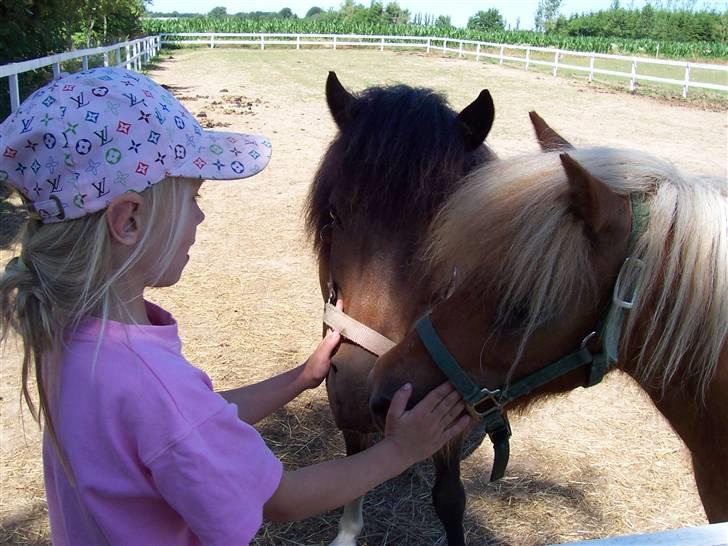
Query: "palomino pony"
370 147 728 523
305 72 496 545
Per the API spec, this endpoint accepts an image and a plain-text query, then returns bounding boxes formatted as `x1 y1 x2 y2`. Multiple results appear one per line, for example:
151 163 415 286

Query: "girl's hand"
299 300 343 389
384 382 472 466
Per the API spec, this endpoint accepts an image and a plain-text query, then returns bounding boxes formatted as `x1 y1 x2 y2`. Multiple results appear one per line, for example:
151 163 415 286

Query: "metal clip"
613 257 645 310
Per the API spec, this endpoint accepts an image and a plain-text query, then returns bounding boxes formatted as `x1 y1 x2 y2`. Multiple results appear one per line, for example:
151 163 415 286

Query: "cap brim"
171 129 272 181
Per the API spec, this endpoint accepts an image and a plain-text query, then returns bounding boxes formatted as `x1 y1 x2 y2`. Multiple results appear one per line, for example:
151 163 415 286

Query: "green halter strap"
415 192 649 482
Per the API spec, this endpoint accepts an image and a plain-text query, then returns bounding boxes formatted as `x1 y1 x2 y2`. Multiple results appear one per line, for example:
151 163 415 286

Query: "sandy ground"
1 48 726 545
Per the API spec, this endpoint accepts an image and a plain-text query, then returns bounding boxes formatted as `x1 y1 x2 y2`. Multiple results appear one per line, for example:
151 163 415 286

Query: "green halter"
416 192 649 482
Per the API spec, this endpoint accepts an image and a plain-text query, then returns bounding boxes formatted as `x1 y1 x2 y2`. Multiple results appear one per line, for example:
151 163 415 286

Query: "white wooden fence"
0 36 161 113
159 32 728 99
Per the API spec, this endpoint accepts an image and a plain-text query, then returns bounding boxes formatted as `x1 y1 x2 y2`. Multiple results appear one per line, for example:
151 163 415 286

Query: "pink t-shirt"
43 301 283 545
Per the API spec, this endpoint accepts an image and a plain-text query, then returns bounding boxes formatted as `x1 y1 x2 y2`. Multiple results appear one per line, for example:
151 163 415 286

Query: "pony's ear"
560 153 627 237
530 111 573 151
326 71 355 129
457 89 495 151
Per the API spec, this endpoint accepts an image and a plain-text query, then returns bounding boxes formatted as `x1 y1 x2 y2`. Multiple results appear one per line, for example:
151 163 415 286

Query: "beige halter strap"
323 302 396 357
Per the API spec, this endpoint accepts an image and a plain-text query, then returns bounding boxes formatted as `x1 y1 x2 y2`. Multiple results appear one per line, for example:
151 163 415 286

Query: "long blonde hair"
0 177 196 462
427 148 727 402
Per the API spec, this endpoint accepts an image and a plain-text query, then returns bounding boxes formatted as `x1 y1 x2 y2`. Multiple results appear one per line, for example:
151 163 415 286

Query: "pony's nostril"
369 396 391 420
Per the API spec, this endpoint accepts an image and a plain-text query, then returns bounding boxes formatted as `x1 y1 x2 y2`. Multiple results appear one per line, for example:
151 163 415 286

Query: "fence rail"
160 32 728 98
1 36 161 113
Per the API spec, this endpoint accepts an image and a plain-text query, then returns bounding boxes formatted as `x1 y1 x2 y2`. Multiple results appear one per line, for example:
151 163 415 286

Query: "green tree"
305 6 324 17
435 14 452 28
278 7 294 18
467 9 505 31
535 0 563 32
208 6 227 18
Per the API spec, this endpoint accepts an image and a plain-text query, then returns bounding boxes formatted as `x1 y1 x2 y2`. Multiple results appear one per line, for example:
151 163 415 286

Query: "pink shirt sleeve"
146 403 283 545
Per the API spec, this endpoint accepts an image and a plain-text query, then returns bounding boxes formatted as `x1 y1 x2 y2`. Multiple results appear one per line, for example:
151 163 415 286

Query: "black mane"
305 84 493 254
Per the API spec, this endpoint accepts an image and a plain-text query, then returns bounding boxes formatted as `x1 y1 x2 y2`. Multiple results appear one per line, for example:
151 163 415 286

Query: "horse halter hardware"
415 192 649 483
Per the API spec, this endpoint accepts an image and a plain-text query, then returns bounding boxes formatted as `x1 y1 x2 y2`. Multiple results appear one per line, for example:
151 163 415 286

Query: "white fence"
0 36 161 113
159 32 728 99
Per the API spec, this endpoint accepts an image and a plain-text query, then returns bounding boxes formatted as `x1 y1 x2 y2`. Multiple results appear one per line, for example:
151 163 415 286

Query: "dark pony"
305 72 495 546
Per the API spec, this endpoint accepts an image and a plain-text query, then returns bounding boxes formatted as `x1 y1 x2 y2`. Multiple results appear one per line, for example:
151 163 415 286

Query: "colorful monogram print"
0 67 271 222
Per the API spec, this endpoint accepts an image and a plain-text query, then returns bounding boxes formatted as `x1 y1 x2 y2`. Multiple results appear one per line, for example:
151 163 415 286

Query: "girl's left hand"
300 300 342 389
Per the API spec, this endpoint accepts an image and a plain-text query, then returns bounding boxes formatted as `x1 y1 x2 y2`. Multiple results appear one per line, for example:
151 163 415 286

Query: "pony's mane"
305 84 492 254
427 147 727 400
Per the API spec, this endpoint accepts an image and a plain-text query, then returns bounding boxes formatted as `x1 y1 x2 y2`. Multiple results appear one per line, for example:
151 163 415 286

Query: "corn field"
141 18 728 60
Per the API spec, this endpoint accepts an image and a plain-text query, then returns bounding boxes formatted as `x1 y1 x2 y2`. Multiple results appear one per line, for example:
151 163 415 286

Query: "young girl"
0 67 470 544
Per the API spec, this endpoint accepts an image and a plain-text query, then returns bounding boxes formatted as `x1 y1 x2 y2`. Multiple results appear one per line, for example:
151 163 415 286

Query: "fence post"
476 43 481 62
499 45 504 64
116 47 122 67
426 38 431 54
683 63 691 98
443 38 447 56
82 55 89 70
296 35 300 50
459 41 463 58
333 36 337 50
261 35 265 50
589 54 595 82
211 34 215 48
630 59 637 92
9 74 20 113
552 50 559 76
103 51 109 67
525 47 530 70
125 45 131 69
52 62 61 79
380 36 384 52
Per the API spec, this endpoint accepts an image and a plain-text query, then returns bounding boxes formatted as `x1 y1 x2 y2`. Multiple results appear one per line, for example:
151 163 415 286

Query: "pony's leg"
329 431 371 546
432 435 466 546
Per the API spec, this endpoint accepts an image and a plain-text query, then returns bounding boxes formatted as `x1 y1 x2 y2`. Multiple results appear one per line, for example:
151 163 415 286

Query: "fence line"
1 36 162 113
159 32 728 98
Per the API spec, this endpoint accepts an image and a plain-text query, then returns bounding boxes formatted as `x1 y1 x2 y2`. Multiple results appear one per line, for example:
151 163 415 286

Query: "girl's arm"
219 329 340 424
263 382 471 522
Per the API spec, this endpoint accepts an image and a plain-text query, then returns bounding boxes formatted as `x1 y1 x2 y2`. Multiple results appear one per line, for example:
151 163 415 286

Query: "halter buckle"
468 387 503 419
613 257 645 310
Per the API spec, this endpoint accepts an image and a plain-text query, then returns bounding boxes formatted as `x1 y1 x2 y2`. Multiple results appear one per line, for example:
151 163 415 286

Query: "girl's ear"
106 193 144 245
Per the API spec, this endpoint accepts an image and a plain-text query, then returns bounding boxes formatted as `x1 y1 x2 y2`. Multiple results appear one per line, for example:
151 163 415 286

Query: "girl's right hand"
383 382 472 466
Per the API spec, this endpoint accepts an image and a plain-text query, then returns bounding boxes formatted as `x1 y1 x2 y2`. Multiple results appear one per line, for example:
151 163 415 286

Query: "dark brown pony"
370 146 728 525
305 72 495 545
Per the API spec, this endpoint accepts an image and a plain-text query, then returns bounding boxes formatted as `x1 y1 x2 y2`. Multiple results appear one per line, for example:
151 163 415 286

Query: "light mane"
426 148 728 401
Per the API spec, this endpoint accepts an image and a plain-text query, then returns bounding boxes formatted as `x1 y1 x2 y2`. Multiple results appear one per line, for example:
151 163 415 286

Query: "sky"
146 0 728 30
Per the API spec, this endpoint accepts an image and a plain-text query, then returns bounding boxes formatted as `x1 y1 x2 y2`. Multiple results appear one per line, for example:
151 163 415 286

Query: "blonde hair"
427 148 727 402
0 177 196 465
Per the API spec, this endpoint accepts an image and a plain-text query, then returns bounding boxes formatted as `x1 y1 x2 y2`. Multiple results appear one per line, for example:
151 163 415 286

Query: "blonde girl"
0 67 470 545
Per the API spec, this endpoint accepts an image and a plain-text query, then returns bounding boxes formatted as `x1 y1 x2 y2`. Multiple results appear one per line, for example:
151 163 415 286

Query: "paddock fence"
0 36 161 114
158 32 728 99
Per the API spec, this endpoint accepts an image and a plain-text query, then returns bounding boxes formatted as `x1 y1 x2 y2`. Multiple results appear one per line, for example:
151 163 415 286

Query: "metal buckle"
613 257 644 310
468 387 503 419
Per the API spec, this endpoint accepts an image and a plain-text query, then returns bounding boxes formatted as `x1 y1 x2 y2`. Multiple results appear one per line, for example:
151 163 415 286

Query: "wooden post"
52 62 61 79
9 74 20 112
630 59 637 92
103 51 109 67
426 38 431 54
552 50 559 76
499 45 504 64
380 36 384 52
525 47 531 70
459 41 463 58
82 55 89 70
211 34 215 48
126 45 131 69
333 36 337 50
443 38 447 56
296 35 300 50
476 43 481 62
683 63 691 98
589 54 595 82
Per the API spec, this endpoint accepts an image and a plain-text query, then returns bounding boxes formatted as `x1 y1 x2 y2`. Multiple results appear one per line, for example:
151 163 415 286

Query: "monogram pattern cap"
0 67 272 222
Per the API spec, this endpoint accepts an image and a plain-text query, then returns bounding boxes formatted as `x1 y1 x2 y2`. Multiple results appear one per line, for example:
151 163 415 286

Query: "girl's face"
144 178 206 288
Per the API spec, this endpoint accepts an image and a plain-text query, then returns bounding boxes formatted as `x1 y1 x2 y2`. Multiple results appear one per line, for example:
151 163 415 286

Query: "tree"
278 7 294 19
305 6 324 18
208 6 227 18
535 0 563 32
435 14 452 28
383 2 409 24
467 9 505 32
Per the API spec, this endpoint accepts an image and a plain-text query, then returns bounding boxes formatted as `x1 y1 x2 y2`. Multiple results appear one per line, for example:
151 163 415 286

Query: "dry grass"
2 48 724 545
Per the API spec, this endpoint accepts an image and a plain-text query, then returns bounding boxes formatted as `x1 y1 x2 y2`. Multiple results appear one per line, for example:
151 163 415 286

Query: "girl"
0 67 470 544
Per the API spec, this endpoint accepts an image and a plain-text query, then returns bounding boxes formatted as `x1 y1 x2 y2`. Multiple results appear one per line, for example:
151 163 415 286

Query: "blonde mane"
426 148 728 401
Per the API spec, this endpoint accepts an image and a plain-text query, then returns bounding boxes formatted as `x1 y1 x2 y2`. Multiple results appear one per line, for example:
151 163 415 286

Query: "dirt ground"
1 48 726 545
